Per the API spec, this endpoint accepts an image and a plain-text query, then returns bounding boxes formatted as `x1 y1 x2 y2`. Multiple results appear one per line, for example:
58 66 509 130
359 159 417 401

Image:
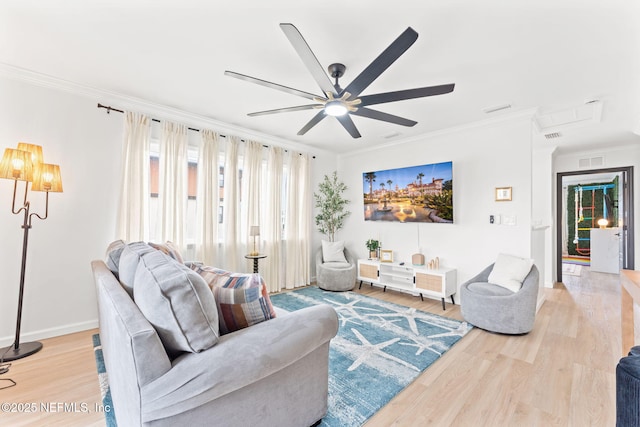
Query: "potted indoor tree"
314 171 350 242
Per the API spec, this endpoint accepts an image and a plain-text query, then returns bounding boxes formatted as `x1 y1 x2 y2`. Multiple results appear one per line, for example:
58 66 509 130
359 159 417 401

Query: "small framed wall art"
380 250 394 263
495 187 512 202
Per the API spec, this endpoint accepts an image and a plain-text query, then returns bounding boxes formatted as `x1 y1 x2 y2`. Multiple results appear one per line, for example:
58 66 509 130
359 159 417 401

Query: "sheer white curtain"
263 146 284 292
299 154 312 286
116 111 151 241
158 121 188 250
223 136 241 270
285 152 311 289
196 129 220 266
243 141 262 263
117 110 315 291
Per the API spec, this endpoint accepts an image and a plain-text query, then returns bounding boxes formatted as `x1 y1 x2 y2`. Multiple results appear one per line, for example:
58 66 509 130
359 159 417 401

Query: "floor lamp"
0 143 63 361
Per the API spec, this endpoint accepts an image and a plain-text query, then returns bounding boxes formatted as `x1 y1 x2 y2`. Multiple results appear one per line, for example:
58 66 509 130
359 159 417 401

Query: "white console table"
357 259 457 310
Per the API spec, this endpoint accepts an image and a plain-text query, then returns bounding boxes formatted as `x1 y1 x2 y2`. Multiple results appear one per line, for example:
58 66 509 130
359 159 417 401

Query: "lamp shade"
0 148 33 181
249 225 260 237
31 163 63 193
16 143 43 165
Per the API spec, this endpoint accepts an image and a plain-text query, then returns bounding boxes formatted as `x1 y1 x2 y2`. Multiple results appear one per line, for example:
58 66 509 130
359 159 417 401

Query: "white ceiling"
2 0 640 154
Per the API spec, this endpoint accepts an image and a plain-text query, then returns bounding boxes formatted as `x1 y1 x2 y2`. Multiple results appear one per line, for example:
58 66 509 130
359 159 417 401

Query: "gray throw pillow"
118 242 156 297
133 250 219 357
105 239 126 277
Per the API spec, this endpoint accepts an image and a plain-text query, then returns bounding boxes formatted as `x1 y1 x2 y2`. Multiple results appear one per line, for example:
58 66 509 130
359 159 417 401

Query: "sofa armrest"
141 303 338 422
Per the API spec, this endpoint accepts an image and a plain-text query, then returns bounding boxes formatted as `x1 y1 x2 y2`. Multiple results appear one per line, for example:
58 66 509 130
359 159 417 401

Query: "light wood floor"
0 266 621 426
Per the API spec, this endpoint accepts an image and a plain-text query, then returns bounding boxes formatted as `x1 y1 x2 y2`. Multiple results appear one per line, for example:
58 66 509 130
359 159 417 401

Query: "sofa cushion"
322 240 348 263
134 250 219 357
191 264 276 335
105 239 126 277
149 241 184 264
487 253 534 293
118 241 157 296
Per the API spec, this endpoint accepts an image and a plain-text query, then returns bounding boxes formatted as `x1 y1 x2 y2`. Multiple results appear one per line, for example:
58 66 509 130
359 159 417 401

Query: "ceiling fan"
225 23 455 139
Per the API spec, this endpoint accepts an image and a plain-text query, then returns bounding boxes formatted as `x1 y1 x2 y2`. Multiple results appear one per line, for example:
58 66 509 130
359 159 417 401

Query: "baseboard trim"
536 293 547 312
0 319 99 347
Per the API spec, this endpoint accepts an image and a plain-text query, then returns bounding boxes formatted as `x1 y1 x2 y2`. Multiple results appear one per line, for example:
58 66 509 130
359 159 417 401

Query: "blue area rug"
92 334 117 427
270 286 473 427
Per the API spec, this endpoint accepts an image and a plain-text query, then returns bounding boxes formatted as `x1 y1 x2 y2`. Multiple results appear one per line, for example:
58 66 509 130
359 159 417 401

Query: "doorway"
556 166 634 282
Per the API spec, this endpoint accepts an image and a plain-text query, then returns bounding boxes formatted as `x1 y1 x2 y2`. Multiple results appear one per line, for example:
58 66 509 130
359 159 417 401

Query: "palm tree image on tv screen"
363 161 453 223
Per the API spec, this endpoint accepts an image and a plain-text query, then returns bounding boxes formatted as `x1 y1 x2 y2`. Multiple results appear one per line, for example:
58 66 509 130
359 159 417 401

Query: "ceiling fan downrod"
328 63 346 92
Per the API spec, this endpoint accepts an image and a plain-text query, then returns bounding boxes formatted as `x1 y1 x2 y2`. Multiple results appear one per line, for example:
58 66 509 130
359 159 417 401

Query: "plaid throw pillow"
191 265 276 335
149 241 184 264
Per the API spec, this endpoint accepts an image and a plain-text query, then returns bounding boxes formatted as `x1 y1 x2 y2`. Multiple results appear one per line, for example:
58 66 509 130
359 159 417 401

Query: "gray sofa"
460 263 539 334
92 242 339 427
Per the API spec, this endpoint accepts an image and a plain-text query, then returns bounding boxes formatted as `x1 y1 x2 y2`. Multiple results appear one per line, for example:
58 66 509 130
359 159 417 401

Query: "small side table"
245 254 267 274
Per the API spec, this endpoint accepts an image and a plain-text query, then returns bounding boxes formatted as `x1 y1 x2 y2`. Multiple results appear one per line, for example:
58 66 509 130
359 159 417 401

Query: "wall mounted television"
363 161 453 223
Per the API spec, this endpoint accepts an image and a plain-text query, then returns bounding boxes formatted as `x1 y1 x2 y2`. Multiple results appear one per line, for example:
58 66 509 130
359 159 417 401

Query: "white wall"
531 146 556 287
553 144 640 275
0 74 336 346
336 115 535 300
0 77 123 346
310 152 339 273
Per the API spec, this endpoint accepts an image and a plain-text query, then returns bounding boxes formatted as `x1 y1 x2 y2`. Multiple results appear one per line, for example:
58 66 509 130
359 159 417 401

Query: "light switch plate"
503 215 517 226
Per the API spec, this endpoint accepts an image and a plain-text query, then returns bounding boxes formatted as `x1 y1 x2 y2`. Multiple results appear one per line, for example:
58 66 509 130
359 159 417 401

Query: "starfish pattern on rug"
374 316 404 329
397 336 449 356
323 297 381 327
396 322 471 356
367 307 423 335
427 321 473 339
347 328 419 372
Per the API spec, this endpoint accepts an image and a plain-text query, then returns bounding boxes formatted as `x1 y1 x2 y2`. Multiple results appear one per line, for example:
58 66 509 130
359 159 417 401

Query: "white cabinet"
590 228 621 274
357 259 457 310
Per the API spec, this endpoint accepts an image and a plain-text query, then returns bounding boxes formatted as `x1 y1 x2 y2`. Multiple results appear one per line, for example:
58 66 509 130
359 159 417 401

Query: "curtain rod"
97 103 315 158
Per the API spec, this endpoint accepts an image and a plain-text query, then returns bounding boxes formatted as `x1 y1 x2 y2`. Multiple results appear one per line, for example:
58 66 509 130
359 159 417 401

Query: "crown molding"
0 62 336 159
339 107 539 158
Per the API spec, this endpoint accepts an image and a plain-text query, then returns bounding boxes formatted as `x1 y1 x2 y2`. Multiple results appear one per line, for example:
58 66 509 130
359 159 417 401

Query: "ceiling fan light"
325 100 348 116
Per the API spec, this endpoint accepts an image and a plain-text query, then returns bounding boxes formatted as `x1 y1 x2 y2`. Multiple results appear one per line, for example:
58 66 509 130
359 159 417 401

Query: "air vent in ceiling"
534 100 603 133
578 155 605 168
544 132 562 139
482 104 512 114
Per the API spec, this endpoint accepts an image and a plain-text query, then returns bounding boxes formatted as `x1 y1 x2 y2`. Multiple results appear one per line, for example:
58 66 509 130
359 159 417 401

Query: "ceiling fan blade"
224 71 321 101
298 111 327 135
248 104 323 117
280 23 336 96
342 27 418 98
351 107 417 127
359 84 455 106
336 114 362 138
